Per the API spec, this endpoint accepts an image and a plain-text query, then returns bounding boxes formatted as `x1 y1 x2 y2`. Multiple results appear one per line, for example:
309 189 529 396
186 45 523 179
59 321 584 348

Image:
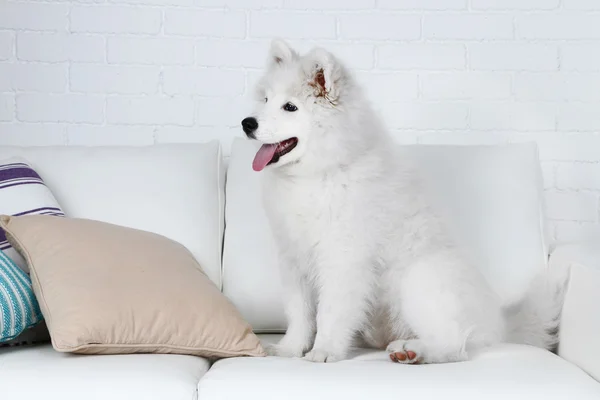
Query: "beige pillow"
0 214 265 358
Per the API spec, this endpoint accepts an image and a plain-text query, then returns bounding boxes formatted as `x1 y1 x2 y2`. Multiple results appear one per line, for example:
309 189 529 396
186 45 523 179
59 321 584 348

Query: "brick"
354 72 418 102
424 15 513 40
472 0 559 9
0 32 13 61
320 43 375 70
108 0 194 4
70 64 160 94
540 161 557 189
564 0 600 9
70 5 161 34
469 102 510 130
164 9 245 38
387 130 419 144
196 40 268 68
246 70 264 95
250 12 336 39
288 41 375 70
381 102 468 130
18 33 104 63
0 124 66 146
163 67 244 96
510 133 600 162
284 0 374 8
378 0 466 9
562 44 600 71
0 3 68 31
339 15 420 40
67 126 155 146
417 131 509 145
0 94 14 122
558 104 600 131
421 72 511 100
518 15 600 40
378 44 465 70
0 63 67 93
470 102 556 131
107 96 195 126
513 103 556 131
514 73 563 101
545 191 598 222
557 163 600 190
469 44 557 71
515 73 600 101
107 37 194 65
192 0 282 7
554 221 600 242
196 96 250 127
17 94 103 123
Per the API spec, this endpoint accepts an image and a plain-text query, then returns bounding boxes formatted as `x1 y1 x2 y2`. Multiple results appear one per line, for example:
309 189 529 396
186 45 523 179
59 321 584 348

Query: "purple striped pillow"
0 160 65 273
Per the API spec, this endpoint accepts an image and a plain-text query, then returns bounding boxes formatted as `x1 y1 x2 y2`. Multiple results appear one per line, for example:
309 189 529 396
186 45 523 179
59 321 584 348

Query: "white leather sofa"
0 138 599 400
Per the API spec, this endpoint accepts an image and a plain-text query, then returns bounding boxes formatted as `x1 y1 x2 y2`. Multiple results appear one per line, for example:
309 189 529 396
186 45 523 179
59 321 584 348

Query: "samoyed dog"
241 39 563 364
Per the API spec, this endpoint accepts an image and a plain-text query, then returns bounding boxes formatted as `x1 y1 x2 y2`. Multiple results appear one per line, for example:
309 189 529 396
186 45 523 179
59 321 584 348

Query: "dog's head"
242 39 363 173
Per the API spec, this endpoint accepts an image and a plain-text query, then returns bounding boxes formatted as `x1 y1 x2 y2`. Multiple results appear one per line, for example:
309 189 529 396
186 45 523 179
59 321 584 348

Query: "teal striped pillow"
0 249 43 342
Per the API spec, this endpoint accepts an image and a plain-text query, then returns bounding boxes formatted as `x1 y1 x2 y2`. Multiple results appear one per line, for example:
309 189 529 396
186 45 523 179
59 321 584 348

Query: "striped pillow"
0 249 43 343
0 159 64 273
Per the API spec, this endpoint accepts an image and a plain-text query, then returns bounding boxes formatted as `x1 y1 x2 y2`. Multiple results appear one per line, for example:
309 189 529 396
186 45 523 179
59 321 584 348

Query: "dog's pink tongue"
252 143 277 172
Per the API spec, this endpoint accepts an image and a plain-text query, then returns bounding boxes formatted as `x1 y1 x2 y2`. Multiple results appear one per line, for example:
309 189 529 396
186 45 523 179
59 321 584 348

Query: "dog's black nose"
241 117 258 138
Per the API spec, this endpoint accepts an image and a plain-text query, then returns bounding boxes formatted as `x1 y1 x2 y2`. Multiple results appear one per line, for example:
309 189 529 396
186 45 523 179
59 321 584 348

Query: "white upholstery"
2 141 598 398
550 243 600 382
224 138 549 331
0 344 209 400
196 334 600 400
0 142 225 286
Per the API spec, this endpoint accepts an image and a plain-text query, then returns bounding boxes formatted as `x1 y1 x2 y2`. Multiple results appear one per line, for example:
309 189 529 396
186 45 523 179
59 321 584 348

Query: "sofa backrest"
224 138 549 332
0 142 225 287
0 139 549 334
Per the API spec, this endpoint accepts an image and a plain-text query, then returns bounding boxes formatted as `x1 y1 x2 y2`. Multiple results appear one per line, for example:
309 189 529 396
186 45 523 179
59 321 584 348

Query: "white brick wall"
17 33 105 63
0 32 13 61
0 0 599 243
70 6 162 35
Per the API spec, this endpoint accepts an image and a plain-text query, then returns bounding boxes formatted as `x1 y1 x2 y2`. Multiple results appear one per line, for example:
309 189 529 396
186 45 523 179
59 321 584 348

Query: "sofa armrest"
549 243 600 381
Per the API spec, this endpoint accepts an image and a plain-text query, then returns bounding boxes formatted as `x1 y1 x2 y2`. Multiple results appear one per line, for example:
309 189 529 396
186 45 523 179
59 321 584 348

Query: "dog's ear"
269 39 297 66
304 47 343 103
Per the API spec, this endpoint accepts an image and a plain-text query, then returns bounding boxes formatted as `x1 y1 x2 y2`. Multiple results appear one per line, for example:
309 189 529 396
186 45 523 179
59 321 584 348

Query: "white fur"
246 39 564 364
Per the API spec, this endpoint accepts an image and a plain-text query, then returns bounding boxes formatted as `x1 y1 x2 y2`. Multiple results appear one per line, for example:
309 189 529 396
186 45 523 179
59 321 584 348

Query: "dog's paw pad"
387 340 423 365
389 351 420 364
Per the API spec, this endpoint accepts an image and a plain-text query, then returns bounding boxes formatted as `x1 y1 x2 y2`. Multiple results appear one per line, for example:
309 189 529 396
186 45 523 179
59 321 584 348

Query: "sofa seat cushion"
0 344 209 400
196 335 600 400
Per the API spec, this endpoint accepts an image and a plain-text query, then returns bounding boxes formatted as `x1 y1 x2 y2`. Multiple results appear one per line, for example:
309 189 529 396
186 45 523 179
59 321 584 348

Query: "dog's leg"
303 252 374 363
387 251 503 364
269 263 316 358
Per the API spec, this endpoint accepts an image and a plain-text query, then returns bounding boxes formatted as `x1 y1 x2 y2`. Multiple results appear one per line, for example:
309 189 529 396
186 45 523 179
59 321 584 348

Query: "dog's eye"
264 97 268 103
283 102 297 112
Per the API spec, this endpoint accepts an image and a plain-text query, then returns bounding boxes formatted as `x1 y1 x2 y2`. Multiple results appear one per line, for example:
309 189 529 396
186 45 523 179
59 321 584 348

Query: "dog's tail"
503 266 570 350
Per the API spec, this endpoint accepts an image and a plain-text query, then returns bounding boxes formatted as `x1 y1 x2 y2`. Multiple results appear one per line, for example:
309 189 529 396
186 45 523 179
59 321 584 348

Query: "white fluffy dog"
241 39 563 364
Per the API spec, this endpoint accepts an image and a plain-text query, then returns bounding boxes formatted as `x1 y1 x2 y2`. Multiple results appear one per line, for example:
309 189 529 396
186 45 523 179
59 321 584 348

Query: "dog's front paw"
266 343 306 358
303 348 342 363
267 334 312 358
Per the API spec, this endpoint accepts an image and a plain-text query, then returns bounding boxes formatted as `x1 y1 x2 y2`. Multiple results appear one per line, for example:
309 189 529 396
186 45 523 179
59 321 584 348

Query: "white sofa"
1 138 599 400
